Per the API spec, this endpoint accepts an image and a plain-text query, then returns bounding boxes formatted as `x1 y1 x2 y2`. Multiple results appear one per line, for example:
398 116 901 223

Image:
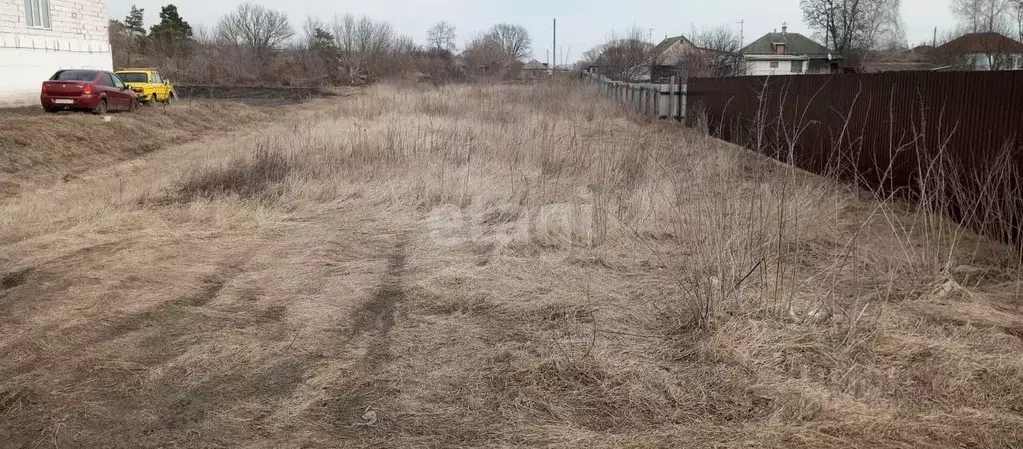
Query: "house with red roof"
936 32 1023 71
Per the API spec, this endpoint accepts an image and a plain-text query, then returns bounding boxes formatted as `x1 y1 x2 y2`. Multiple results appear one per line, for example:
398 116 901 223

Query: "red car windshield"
50 70 98 81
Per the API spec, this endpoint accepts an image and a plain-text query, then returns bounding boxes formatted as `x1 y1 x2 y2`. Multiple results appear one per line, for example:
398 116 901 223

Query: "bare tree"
591 27 653 81
216 3 295 54
427 21 457 51
463 32 514 79
953 0 982 32
579 45 603 67
800 0 903 51
108 20 131 67
687 26 747 77
357 16 394 75
296 17 338 82
329 14 400 82
488 23 532 61
952 0 1010 32
1012 0 1023 40
332 13 358 73
301 16 325 48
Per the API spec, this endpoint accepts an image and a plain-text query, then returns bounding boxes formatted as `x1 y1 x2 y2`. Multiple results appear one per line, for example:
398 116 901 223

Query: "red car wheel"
92 99 108 115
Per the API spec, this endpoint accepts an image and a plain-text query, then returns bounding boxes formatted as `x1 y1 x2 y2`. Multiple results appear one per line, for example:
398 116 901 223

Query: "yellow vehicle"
114 68 175 105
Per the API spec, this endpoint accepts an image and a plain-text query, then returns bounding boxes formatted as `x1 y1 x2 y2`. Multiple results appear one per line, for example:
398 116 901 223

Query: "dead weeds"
0 82 1021 448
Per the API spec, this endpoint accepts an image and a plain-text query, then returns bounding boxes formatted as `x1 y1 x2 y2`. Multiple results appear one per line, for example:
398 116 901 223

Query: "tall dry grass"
1 81 1022 448
0 101 273 200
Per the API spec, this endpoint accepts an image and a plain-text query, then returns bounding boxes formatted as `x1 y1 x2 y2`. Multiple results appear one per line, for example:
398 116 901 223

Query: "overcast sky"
108 0 957 62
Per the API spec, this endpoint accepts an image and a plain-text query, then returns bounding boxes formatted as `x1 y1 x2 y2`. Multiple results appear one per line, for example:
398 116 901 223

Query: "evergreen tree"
311 27 336 57
124 5 146 36
149 4 192 57
150 4 192 41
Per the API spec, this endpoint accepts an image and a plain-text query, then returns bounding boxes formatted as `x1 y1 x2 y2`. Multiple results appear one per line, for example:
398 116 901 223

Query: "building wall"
746 59 807 76
0 0 112 107
964 52 1023 70
655 40 700 66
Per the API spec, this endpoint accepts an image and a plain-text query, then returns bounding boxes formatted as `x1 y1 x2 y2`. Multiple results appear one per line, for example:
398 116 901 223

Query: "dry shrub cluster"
175 143 296 202
1 81 1022 447
115 13 466 86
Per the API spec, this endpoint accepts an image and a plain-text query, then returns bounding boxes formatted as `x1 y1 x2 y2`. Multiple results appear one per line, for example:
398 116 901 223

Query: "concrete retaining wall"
582 72 686 120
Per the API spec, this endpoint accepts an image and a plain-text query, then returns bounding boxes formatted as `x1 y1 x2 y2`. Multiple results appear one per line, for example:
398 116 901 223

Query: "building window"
774 44 786 54
791 61 803 73
24 0 51 28
770 61 779 68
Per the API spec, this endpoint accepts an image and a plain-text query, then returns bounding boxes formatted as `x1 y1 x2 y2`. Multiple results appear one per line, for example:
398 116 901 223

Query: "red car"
40 69 139 114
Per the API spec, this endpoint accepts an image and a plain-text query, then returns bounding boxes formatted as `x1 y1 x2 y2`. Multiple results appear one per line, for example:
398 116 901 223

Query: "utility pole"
553 18 556 69
737 20 745 50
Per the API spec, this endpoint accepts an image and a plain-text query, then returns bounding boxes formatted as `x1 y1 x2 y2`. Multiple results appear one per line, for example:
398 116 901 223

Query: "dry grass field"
0 101 276 201
1 82 1022 448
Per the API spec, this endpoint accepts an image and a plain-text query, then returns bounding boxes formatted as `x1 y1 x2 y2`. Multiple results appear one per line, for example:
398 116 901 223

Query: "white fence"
582 72 686 120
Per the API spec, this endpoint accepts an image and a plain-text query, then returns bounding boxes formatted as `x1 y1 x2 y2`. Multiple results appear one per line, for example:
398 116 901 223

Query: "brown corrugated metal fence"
687 72 1023 244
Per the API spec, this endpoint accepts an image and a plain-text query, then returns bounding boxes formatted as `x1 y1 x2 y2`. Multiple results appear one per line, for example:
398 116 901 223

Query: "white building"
0 0 112 107
935 32 1023 71
741 25 841 76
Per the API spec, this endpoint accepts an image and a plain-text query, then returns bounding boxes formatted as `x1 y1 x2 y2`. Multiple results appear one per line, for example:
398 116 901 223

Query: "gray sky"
109 0 956 61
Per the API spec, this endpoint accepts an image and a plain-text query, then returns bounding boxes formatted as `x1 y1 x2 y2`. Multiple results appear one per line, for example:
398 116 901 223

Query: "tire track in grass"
336 235 410 433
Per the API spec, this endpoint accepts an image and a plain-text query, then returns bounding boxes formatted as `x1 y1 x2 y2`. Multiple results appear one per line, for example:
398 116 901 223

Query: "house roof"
742 31 832 56
651 35 691 58
936 32 1023 54
523 59 547 70
652 35 723 66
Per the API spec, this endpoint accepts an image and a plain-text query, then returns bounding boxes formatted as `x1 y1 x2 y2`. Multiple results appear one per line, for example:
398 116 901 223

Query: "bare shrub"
176 141 294 201
463 33 515 80
589 27 653 81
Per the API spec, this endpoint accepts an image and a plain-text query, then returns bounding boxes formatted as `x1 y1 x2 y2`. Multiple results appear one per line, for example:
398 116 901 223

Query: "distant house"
649 35 741 81
0 0 113 107
650 35 698 82
522 59 549 80
741 24 841 76
935 32 1023 70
